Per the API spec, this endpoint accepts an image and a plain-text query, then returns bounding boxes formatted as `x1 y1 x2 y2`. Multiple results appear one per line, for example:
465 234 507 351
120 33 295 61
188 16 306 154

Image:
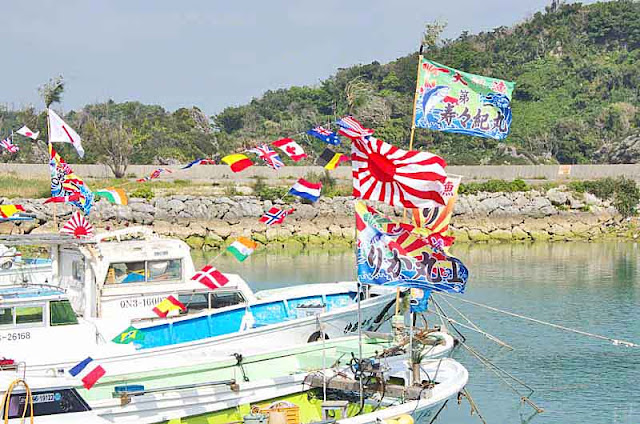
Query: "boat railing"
94 226 157 243
0 282 68 299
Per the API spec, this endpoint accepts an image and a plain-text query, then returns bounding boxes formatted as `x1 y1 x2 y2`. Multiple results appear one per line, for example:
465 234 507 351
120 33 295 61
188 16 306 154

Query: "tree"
38 75 65 108
83 117 134 178
422 20 447 50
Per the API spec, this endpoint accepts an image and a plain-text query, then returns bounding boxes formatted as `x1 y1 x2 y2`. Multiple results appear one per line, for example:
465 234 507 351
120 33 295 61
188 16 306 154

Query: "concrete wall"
2 163 640 183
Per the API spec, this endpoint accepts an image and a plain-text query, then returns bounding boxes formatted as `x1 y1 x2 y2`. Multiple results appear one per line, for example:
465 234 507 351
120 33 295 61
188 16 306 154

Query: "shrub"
252 176 291 201
459 179 530 195
130 186 154 200
612 177 640 218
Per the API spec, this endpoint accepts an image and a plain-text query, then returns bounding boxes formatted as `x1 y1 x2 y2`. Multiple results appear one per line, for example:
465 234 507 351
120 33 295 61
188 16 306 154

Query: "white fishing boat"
0 335 467 424
0 244 51 286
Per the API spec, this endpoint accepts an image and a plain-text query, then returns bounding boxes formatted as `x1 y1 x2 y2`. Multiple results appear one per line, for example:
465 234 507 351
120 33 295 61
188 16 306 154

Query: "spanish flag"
152 295 186 318
318 148 348 170
222 154 253 173
0 204 25 219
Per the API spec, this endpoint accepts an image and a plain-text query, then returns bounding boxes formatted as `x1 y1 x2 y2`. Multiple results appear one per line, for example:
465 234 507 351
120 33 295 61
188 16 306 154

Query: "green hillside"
0 0 638 167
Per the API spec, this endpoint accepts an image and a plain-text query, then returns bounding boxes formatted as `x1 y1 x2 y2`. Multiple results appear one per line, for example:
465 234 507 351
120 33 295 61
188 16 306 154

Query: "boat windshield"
50 300 78 326
105 259 182 284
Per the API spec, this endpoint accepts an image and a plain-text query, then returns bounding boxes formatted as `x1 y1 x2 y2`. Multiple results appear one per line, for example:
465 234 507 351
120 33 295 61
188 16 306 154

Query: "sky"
0 0 598 115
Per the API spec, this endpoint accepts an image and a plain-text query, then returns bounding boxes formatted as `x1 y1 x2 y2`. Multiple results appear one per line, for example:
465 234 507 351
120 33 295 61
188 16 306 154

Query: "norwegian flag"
259 207 294 226
191 265 229 290
0 137 19 153
247 144 285 169
352 136 447 209
336 116 374 140
60 211 94 238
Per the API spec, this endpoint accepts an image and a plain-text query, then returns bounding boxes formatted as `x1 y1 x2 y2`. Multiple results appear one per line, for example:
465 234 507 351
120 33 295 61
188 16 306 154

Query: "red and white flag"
0 138 18 153
44 193 84 204
191 265 229 290
48 108 85 158
60 211 94 238
271 138 307 162
352 136 447 208
15 125 40 140
336 116 374 140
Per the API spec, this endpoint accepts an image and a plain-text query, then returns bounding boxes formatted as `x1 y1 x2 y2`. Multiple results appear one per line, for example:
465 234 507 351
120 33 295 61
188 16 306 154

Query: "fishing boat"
0 244 51 286
0 334 467 423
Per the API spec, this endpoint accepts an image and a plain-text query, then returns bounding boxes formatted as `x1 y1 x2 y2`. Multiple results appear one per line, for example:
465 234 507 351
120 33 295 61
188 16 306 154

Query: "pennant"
411 176 461 235
246 144 285 169
0 205 25 219
271 138 307 162
95 187 128 206
48 108 85 157
307 126 341 145
355 201 468 293
0 137 19 153
15 125 39 140
222 153 253 173
60 211 94 238
49 144 94 215
414 59 515 140
227 237 258 262
352 136 447 209
190 265 230 289
288 178 322 203
318 148 348 170
111 326 145 344
137 168 172 182
152 295 186 318
335 116 374 140
259 207 294 226
68 357 106 390
410 288 432 313
181 158 216 169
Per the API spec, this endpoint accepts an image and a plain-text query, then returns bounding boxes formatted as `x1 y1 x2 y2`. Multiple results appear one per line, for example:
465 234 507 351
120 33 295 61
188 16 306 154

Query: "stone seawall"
1 187 637 250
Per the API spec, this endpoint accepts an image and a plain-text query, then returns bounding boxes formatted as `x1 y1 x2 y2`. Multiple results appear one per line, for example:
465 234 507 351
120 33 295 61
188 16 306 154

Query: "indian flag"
95 187 128 205
227 237 257 262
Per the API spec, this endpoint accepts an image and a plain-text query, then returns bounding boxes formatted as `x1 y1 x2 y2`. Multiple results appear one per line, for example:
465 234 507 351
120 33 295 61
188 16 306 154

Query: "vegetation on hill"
0 0 638 169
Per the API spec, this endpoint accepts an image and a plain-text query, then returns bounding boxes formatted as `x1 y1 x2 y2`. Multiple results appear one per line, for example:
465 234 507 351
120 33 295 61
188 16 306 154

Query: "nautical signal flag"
318 148 349 170
152 295 186 318
95 187 128 206
352 136 447 209
335 116 374 140
112 326 145 344
227 237 257 262
259 207 294 226
272 138 307 162
191 265 229 289
288 178 322 203
60 211 94 239
222 153 253 173
48 108 85 158
15 125 39 140
0 205 25 219
69 357 106 390
181 158 216 169
307 126 341 146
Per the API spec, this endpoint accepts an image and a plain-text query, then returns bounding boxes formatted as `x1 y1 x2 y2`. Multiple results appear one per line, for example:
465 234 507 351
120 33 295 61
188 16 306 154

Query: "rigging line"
439 293 639 348
434 295 514 350
425 309 512 350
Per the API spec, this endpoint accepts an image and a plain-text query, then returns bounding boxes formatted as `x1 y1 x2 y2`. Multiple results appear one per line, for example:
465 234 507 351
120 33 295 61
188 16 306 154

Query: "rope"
1 379 34 424
439 293 639 348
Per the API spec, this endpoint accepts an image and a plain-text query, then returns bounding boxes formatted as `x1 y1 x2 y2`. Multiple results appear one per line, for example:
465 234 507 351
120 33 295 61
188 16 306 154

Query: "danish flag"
191 265 229 290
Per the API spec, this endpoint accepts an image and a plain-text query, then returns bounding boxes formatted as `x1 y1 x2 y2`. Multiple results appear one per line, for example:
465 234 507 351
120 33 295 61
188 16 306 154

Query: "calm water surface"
195 242 640 424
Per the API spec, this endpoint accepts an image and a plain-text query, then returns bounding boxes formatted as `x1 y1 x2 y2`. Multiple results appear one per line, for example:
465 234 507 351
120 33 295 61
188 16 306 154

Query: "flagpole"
408 44 424 152
354 209 364 408
46 108 58 230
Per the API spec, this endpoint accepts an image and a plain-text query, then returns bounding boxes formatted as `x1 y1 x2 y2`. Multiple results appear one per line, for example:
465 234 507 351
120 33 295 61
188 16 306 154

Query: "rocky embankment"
1 187 637 250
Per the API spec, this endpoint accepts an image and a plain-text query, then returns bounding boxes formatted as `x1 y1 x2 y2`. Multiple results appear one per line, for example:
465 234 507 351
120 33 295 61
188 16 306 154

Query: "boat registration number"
119 296 164 309
0 332 31 342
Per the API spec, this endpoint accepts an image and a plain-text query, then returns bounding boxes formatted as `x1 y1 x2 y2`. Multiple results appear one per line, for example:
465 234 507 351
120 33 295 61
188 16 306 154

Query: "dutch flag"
69 357 106 390
288 178 322 203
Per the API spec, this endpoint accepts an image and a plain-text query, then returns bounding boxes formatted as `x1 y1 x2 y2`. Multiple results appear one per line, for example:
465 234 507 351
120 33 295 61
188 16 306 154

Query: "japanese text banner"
414 58 515 140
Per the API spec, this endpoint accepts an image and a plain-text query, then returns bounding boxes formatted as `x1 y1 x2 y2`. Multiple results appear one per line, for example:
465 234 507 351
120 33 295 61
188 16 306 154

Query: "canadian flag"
16 125 40 140
48 108 85 158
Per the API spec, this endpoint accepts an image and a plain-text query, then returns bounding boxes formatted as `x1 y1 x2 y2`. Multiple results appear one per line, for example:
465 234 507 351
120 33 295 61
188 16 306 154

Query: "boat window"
15 306 43 325
50 300 78 326
105 260 182 284
210 291 245 309
178 293 209 312
72 260 84 281
0 308 13 326
147 259 182 282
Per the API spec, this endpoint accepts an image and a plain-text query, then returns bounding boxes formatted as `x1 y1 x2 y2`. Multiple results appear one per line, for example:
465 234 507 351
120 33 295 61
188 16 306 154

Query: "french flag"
288 178 322 203
69 357 106 390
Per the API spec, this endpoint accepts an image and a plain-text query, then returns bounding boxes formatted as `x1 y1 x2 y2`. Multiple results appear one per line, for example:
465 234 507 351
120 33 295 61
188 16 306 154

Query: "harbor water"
196 241 640 424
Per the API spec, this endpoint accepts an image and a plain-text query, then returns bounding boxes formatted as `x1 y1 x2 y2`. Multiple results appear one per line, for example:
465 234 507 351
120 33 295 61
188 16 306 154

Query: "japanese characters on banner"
415 59 515 140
